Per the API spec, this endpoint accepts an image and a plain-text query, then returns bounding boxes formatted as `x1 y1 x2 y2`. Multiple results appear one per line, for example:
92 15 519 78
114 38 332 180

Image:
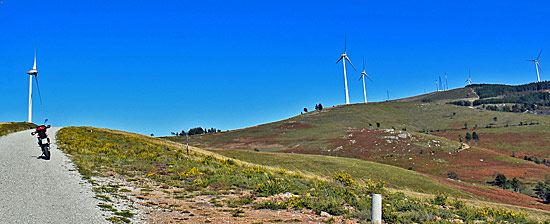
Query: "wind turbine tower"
445 73 448 90
359 57 372 103
336 33 356 104
26 48 41 123
466 69 472 85
527 50 543 82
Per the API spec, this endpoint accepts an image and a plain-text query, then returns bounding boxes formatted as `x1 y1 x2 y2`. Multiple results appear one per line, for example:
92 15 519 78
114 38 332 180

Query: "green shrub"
286 196 312 209
333 171 355 186
255 177 288 196
431 192 448 206
312 197 347 216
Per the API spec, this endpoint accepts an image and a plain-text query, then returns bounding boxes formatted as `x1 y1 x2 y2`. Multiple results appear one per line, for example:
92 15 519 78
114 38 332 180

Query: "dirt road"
0 128 106 223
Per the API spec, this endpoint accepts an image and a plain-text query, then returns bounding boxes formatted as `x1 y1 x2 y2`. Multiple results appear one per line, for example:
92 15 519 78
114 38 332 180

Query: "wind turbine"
466 69 472 85
336 33 356 104
527 50 543 82
26 47 42 123
445 73 448 90
359 57 372 103
435 79 439 91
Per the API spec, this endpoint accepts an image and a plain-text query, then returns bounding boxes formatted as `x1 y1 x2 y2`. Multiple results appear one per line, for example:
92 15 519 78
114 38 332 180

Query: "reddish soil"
208 135 283 151
285 129 550 181
277 122 314 130
281 129 550 210
432 175 550 211
435 132 550 157
194 128 550 212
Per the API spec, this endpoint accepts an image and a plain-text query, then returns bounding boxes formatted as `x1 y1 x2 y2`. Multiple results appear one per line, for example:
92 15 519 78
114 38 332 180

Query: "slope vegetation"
0 122 37 136
57 126 549 223
168 100 550 210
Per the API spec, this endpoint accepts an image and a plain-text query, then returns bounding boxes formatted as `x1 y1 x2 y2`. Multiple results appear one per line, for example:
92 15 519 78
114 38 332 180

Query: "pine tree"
472 132 479 146
465 132 472 144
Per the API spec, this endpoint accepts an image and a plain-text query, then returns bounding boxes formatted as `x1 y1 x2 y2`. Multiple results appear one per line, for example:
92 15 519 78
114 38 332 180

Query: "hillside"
56 126 550 223
395 87 478 103
0 122 37 136
167 92 550 211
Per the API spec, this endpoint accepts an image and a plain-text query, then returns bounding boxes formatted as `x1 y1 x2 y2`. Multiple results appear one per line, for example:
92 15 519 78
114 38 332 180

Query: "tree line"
490 173 550 203
171 127 221 136
458 131 479 145
470 81 550 99
472 92 550 106
303 103 324 114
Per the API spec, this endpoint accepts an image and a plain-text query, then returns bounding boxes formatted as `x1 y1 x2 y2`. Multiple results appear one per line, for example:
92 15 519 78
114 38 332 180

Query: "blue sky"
1 0 549 135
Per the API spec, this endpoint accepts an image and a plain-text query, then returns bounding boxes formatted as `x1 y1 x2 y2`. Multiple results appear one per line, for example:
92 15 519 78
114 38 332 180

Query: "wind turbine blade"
344 32 347 52
537 50 542 61
345 56 356 70
33 52 37 70
336 57 343 64
359 75 363 81
537 62 543 73
33 41 37 70
34 75 43 105
365 74 373 82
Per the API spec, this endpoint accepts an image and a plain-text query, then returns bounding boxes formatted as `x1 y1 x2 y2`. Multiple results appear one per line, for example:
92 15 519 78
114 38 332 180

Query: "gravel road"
0 128 107 223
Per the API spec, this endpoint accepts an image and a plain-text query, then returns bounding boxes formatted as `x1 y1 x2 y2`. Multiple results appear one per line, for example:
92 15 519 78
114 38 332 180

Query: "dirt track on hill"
0 128 106 223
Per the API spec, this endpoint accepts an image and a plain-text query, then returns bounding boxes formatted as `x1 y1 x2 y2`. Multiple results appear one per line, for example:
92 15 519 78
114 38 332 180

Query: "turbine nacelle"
27 69 38 75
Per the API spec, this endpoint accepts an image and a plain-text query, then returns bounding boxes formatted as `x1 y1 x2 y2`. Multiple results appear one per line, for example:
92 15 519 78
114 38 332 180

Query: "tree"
376 122 381 128
171 132 176 136
315 104 319 110
465 132 472 144
464 122 468 129
458 134 463 143
510 177 521 192
150 133 154 137
188 127 204 136
447 171 459 180
318 103 323 110
472 132 479 146
494 173 508 188
303 108 308 113
534 180 550 203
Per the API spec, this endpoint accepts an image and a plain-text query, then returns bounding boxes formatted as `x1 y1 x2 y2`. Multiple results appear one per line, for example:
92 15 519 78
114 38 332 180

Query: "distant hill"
396 81 550 105
395 87 478 103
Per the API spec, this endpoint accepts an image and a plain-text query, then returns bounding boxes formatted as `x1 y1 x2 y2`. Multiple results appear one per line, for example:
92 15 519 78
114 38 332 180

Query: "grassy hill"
0 122 37 136
166 94 550 210
396 87 478 103
56 126 550 223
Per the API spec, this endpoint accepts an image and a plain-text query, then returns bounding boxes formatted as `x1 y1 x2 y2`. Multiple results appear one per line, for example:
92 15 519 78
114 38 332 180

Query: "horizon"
1 0 549 135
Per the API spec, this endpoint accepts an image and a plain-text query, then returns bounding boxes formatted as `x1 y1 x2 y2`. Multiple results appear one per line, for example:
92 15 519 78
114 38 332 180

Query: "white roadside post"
372 194 382 224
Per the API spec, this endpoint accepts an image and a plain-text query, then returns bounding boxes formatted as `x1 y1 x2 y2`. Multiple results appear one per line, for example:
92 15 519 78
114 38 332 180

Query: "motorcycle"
31 124 51 160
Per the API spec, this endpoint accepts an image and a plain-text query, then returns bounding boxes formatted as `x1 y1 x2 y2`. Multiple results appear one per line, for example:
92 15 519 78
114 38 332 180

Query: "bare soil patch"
94 175 359 223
